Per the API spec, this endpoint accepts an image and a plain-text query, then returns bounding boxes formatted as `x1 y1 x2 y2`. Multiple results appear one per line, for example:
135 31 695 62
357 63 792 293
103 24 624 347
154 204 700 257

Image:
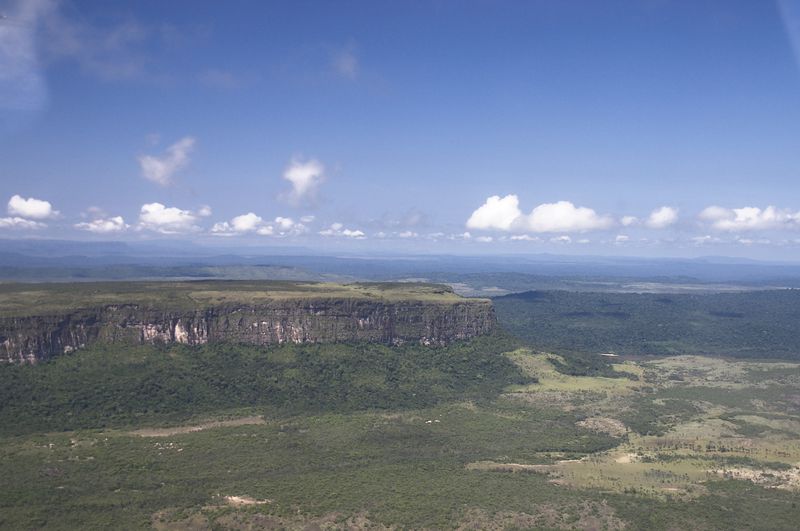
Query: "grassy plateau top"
0 280 482 317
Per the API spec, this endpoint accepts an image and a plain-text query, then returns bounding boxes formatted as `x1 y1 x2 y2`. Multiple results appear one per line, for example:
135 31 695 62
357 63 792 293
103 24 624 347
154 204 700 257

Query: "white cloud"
282 158 325 205
466 195 521 231
7 194 57 219
319 222 366 239
699 205 800 231
275 216 295 231
256 225 274 236
300 215 315 223
467 195 612 233
342 228 366 238
510 234 540 242
211 213 308 237
615 234 630 244
197 205 212 217
75 216 128 233
646 206 679 229
620 215 638 227
212 212 265 235
475 235 493 243
398 230 418 238
550 235 572 244
138 202 199 234
524 201 613 233
273 216 308 236
0 217 46 229
138 136 195 186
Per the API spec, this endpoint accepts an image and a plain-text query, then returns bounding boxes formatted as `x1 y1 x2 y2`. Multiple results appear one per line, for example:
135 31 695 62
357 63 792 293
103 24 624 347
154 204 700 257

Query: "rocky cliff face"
0 298 496 364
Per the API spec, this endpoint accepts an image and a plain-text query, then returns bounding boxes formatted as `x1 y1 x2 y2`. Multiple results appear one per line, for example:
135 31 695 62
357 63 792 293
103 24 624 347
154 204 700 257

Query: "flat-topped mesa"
0 281 496 363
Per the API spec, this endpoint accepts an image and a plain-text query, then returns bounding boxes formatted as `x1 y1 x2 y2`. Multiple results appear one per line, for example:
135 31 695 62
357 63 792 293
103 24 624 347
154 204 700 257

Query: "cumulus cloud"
319 222 365 239
75 216 128 233
510 234 540 242
466 195 612 233
0 217 45 229
197 205 212 217
138 202 199 233
211 212 263 235
466 195 522 231
7 194 57 219
615 234 630 244
138 136 195 186
524 201 613 233
550 235 572 244
275 216 295 231
398 230 418 238
0 193 63 235
282 158 325 205
620 215 638 227
699 205 800 231
646 206 679 229
211 213 307 237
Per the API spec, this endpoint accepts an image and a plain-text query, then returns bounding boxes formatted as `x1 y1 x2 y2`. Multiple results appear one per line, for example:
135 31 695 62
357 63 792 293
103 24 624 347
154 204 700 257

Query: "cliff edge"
0 281 496 363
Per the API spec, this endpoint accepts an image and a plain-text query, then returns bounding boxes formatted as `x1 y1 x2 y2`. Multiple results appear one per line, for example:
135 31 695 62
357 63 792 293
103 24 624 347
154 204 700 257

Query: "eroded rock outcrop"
0 296 496 363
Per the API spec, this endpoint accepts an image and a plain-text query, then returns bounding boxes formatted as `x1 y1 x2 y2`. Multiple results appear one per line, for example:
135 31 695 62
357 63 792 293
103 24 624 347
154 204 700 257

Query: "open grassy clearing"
473 350 800 504
0 280 469 317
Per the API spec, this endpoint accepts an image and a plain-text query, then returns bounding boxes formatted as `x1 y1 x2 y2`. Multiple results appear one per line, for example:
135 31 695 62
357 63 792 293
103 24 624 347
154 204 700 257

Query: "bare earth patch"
456 501 627 531
466 460 552 474
214 511 393 531
577 416 628 437
130 416 265 437
224 495 272 507
708 466 800 490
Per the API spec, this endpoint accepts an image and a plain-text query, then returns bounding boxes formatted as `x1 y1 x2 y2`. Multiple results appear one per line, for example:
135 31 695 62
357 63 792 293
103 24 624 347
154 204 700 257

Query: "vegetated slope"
0 281 495 363
0 335 526 436
494 289 800 358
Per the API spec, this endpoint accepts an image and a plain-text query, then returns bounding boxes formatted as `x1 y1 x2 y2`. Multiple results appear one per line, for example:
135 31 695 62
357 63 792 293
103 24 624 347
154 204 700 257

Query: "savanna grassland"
0 280 465 317
2 332 800 530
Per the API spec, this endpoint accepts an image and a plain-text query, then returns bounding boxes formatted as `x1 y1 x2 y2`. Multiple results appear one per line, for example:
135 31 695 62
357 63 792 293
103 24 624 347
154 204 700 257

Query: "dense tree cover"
0 334 527 436
494 289 800 359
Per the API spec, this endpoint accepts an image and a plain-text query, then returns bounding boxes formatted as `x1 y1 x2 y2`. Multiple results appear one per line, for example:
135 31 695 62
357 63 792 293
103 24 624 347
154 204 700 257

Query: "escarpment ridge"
0 281 496 363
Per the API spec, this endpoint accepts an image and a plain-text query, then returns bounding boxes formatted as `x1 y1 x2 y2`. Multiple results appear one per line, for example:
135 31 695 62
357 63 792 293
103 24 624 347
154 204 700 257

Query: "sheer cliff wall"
0 295 496 363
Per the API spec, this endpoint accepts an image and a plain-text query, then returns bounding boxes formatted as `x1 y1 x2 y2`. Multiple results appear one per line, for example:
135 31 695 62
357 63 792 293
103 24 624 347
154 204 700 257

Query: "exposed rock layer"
0 298 496 363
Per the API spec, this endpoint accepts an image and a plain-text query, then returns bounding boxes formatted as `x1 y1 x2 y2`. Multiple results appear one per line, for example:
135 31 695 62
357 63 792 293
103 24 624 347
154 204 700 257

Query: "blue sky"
2 0 800 258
